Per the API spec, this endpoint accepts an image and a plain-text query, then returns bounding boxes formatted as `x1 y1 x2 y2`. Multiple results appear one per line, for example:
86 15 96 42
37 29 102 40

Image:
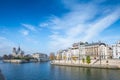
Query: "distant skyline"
0 0 120 56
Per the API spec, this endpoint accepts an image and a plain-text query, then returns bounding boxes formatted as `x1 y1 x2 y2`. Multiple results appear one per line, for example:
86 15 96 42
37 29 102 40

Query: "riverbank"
3 59 28 63
3 59 49 63
52 63 120 69
51 59 120 69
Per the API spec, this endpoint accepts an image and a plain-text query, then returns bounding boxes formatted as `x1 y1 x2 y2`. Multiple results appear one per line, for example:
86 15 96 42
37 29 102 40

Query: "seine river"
0 61 120 80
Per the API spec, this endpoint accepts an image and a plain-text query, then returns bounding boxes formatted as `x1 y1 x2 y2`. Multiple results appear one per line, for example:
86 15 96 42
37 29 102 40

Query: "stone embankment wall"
3 59 25 63
51 59 120 69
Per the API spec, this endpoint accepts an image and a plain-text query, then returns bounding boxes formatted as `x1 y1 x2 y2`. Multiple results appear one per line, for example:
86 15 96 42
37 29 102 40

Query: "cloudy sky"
0 0 120 55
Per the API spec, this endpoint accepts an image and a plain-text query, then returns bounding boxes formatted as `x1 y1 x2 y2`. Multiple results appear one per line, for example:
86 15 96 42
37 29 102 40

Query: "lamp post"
78 46 80 64
100 54 101 65
100 48 102 65
99 46 101 65
78 44 82 64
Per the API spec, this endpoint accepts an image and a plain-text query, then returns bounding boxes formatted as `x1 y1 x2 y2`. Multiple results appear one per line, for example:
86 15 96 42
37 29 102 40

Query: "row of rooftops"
72 41 106 47
57 41 120 54
32 53 48 56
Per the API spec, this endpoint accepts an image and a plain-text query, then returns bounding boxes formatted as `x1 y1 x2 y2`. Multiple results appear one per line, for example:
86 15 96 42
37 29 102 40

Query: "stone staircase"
91 59 99 65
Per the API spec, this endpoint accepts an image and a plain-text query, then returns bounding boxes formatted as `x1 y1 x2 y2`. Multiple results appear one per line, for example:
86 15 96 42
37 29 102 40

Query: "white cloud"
25 37 39 44
20 29 29 36
39 0 120 52
39 23 49 27
0 36 16 55
83 8 120 41
22 23 37 32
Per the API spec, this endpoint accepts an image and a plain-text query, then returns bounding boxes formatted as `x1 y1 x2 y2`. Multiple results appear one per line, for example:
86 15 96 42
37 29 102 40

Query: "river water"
0 61 120 80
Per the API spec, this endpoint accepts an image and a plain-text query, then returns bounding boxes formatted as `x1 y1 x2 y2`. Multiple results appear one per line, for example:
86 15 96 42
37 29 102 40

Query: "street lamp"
100 54 101 65
78 46 80 64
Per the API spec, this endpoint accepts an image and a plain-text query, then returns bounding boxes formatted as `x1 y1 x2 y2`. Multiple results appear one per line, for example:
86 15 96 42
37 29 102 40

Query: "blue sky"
0 0 120 56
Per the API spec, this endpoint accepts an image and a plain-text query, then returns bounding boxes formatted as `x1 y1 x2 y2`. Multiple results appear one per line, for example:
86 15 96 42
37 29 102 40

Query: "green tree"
3 54 9 60
49 53 55 61
82 58 85 63
86 56 91 64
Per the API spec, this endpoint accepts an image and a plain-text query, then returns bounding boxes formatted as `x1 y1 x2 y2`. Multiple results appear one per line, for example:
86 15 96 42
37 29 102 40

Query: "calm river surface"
0 61 120 80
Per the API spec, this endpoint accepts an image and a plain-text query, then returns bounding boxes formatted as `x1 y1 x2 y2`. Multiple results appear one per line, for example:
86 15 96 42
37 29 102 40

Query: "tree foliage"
63 55 66 60
49 53 55 60
86 56 91 64
82 58 85 63
3 54 9 59
72 56 77 62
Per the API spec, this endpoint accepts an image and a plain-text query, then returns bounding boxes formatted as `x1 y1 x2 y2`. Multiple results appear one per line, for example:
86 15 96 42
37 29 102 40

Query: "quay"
51 59 120 69
50 41 120 69
3 59 28 63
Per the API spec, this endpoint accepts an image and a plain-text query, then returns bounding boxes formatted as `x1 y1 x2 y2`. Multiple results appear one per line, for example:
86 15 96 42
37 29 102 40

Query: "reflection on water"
0 62 120 80
50 65 120 80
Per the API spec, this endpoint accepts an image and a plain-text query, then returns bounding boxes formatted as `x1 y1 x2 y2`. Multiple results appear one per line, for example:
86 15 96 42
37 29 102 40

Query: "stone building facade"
32 53 48 61
56 41 112 61
12 46 24 57
112 41 120 59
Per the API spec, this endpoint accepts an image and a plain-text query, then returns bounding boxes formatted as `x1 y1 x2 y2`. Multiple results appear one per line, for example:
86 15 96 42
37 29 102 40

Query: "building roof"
85 42 106 46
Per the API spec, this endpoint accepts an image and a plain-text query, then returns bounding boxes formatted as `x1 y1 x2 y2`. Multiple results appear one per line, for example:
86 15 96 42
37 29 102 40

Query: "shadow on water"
0 62 120 80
